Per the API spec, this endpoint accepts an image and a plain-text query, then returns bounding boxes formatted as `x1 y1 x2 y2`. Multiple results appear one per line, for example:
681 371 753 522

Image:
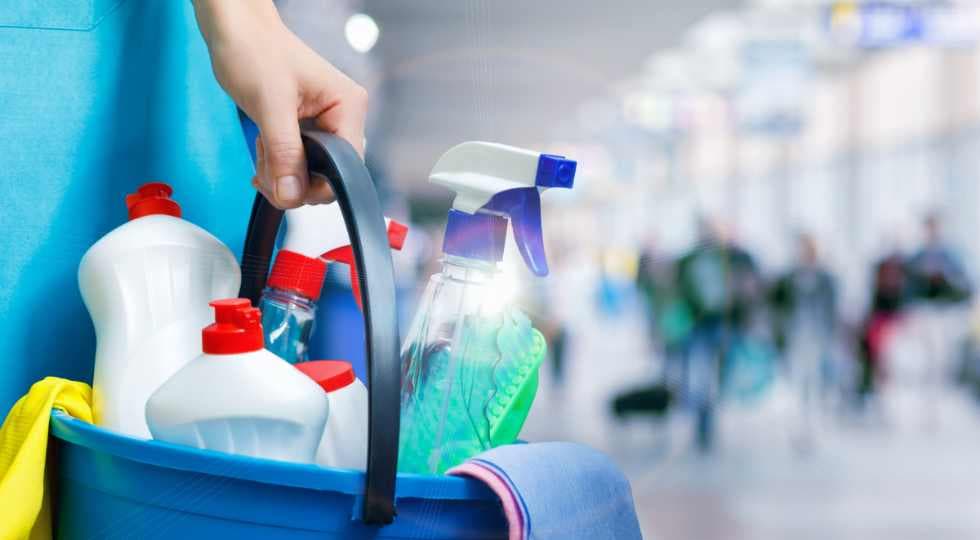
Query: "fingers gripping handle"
238 132 400 525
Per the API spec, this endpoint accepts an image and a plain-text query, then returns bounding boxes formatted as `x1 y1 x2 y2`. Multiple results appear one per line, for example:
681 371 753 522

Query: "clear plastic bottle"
260 287 319 364
397 142 574 474
258 249 326 364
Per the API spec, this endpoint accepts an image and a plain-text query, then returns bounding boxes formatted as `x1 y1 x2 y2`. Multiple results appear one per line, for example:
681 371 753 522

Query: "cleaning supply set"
77 141 577 476
398 142 577 474
3 130 641 539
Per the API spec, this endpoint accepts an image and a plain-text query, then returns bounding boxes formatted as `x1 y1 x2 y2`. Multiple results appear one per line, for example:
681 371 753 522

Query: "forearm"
191 0 284 48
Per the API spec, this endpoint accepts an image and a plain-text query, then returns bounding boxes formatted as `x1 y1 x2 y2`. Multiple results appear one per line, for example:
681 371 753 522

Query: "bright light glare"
481 271 520 315
345 13 379 53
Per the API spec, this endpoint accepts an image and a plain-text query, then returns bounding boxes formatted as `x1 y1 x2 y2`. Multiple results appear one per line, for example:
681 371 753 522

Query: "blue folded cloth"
450 442 643 540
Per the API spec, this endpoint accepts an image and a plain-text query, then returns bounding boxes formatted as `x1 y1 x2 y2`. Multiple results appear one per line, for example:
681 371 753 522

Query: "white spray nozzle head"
429 142 544 213
428 141 576 276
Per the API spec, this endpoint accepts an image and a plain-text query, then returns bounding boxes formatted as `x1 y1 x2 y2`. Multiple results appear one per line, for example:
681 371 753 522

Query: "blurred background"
279 1 980 538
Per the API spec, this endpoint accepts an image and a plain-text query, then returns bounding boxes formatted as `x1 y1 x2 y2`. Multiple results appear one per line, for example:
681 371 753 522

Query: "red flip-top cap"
202 299 264 355
321 219 409 311
387 220 408 250
267 250 328 300
295 360 356 392
125 182 182 221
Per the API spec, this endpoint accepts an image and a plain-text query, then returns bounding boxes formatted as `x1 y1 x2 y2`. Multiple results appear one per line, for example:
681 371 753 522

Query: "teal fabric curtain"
0 0 254 412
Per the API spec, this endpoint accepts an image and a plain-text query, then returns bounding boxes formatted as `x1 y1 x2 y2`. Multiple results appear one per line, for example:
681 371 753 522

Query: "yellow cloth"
0 377 93 540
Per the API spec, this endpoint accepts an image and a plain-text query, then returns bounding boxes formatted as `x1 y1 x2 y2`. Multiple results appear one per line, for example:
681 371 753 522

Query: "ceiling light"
345 13 379 53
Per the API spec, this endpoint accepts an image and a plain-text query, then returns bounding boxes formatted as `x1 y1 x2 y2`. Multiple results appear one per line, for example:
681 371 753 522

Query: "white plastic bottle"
79 182 241 438
146 299 329 463
296 360 368 470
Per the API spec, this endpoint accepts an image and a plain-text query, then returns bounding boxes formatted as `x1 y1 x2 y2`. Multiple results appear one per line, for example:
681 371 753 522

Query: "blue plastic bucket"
50 412 507 539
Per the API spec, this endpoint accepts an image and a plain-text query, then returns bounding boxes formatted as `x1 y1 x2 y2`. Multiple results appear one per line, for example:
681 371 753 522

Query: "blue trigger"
484 188 549 276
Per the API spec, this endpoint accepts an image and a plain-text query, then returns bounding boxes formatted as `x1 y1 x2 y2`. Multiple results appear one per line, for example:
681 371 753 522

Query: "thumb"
255 99 308 209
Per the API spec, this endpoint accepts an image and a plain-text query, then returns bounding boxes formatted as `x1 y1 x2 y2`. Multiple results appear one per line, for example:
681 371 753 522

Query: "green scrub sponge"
398 308 546 474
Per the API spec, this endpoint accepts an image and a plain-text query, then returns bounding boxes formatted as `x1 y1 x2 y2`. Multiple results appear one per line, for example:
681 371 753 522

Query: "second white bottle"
146 299 329 464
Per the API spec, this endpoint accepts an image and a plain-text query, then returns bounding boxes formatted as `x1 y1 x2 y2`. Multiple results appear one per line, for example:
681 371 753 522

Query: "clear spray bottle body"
398 255 545 474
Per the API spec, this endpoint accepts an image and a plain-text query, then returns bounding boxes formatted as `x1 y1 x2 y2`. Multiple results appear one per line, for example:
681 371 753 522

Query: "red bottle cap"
387 220 409 251
321 219 409 311
294 360 356 392
125 182 182 221
202 299 264 355
267 250 328 300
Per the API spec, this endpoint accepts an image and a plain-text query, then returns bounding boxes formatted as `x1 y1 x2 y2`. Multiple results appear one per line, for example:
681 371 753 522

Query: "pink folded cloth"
451 460 526 540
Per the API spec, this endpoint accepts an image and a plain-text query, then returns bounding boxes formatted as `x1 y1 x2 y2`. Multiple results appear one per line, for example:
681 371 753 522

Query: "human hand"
193 0 368 209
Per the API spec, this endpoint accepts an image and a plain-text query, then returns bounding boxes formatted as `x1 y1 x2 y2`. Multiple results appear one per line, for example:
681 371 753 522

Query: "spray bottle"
259 204 406 363
398 142 575 474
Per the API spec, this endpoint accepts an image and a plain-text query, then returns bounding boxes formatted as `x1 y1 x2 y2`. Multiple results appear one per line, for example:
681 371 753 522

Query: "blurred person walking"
857 249 908 414
769 234 837 450
611 238 689 419
905 214 972 428
675 218 763 452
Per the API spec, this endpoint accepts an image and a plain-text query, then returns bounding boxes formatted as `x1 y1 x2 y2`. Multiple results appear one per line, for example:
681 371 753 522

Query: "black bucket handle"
238 131 400 525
